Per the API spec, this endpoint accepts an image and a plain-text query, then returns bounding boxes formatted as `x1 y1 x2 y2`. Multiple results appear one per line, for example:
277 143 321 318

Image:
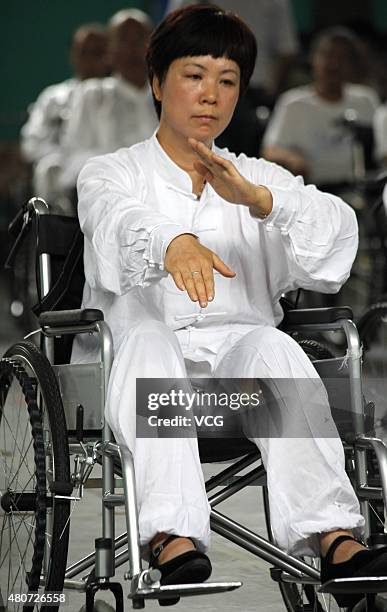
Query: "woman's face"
154 55 240 145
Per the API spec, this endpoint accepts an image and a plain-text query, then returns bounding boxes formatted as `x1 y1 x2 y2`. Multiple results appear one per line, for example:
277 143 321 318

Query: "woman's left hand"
189 138 272 216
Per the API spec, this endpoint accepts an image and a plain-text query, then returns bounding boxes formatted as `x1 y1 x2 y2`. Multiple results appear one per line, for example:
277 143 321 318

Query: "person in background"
20 23 109 208
374 103 387 168
165 0 299 156
59 9 158 194
262 27 378 189
373 103 387 224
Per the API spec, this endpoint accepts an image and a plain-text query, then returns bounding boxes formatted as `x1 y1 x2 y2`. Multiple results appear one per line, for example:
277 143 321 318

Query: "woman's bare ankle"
320 530 365 563
150 533 196 564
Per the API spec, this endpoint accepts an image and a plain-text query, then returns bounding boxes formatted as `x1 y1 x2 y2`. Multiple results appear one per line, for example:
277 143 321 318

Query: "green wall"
291 0 315 33
0 0 149 139
373 0 387 30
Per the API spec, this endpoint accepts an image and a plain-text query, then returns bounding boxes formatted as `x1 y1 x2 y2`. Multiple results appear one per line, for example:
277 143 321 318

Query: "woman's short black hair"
146 4 257 118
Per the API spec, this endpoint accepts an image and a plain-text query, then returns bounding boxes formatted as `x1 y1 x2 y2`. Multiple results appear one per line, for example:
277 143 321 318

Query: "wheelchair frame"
4 196 387 611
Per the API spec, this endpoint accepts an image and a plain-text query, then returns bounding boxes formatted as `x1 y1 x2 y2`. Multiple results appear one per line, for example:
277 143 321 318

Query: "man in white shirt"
262 27 378 187
59 9 158 193
20 24 109 205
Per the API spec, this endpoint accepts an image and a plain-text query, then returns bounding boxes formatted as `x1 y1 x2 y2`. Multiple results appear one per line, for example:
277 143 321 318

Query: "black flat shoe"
321 534 387 609
149 534 212 607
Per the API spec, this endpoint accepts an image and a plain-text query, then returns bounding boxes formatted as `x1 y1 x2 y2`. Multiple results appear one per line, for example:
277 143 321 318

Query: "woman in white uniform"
73 5 387 607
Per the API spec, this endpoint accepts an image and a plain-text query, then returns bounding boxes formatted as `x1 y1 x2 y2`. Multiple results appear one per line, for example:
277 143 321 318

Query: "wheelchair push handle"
8 197 49 235
5 197 49 270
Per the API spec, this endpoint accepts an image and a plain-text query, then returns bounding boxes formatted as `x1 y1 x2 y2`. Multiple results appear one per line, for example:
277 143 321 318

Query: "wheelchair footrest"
129 580 242 601
320 576 387 595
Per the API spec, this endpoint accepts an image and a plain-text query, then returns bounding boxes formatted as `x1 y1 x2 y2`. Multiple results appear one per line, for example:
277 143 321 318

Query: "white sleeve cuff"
146 223 196 270
249 185 298 234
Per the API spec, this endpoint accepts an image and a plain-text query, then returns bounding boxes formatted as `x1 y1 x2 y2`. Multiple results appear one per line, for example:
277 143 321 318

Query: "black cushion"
282 306 353 327
39 308 104 328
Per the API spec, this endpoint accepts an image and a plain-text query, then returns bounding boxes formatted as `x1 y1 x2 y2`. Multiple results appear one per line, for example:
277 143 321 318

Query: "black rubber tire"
0 340 71 611
297 339 335 361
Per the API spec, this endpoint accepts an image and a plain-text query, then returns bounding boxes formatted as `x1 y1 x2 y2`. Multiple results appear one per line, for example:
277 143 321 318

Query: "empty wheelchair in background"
2 197 387 611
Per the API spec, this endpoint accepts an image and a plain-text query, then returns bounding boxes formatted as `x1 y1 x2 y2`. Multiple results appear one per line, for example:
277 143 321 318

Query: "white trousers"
106 321 364 557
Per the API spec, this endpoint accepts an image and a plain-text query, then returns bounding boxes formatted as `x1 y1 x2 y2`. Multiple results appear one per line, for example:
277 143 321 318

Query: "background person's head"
311 27 363 96
70 23 109 80
146 4 257 120
108 9 153 89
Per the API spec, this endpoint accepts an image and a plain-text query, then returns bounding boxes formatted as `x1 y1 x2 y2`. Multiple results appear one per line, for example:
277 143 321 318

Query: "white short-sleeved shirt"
263 84 378 184
72 133 358 366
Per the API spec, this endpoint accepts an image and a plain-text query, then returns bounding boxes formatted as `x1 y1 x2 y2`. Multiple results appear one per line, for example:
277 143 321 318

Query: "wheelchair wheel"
0 340 71 611
358 302 387 444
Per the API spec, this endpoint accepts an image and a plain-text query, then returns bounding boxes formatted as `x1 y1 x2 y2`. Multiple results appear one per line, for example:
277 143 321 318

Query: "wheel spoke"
9 515 28 595
12 404 34 495
2 411 34 484
13 470 36 498
10 513 35 594
0 509 28 570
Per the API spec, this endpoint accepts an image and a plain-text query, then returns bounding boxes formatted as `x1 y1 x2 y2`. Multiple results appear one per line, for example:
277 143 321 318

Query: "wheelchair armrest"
282 306 353 327
39 308 104 328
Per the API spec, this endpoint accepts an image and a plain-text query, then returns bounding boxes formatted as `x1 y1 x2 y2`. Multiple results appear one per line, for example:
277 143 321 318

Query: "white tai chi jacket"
72 131 358 365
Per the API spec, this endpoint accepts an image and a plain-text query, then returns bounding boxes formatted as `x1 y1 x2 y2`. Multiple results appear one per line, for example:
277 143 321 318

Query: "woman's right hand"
164 234 235 308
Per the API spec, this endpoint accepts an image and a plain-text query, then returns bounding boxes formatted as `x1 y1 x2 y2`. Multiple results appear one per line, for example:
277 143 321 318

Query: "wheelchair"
2 197 387 612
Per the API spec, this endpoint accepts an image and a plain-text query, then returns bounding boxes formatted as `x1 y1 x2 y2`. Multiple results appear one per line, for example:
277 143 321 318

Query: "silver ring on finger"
191 271 201 277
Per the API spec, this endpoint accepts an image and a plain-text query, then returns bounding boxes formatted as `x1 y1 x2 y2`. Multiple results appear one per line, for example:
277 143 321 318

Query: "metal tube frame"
205 452 259 493
211 509 320 582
